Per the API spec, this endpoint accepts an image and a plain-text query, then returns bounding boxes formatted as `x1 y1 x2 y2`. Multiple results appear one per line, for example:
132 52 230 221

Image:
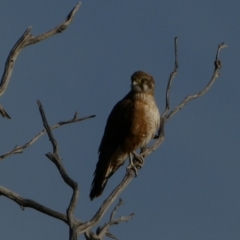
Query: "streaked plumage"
90 71 160 200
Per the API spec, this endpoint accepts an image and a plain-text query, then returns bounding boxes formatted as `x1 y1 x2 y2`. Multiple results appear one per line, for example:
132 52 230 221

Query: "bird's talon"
132 152 144 164
127 163 138 177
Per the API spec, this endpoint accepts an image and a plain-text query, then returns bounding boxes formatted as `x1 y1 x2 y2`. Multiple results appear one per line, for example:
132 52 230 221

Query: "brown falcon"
90 71 160 200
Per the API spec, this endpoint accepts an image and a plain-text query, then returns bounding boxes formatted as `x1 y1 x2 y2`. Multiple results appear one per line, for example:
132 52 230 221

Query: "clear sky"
0 1 239 240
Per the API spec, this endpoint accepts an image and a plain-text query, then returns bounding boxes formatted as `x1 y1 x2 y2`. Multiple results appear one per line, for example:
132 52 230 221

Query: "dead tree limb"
79 171 135 234
0 2 81 118
35 102 133 240
0 186 68 223
165 42 227 121
37 100 81 240
0 101 96 240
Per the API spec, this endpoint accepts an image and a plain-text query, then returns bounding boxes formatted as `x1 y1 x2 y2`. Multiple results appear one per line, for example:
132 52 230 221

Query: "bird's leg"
127 152 145 176
132 151 144 164
127 153 138 177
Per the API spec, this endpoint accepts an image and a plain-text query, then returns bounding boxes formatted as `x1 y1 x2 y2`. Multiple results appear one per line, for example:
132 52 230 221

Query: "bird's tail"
89 170 109 201
89 156 114 200
90 152 126 200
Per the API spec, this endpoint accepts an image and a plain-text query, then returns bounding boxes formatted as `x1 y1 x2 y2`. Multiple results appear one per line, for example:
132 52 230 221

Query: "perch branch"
0 113 95 161
0 186 68 223
78 170 135 234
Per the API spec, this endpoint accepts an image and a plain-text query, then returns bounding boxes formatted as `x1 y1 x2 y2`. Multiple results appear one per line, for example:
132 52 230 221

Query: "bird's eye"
142 78 148 83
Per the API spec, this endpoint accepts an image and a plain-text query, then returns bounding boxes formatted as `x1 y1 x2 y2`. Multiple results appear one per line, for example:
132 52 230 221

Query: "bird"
90 71 160 200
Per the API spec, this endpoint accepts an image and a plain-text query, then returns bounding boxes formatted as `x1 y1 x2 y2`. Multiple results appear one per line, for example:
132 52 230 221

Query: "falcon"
90 71 160 200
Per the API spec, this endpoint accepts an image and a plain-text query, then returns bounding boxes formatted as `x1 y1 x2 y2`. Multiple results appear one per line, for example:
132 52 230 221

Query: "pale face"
131 71 155 94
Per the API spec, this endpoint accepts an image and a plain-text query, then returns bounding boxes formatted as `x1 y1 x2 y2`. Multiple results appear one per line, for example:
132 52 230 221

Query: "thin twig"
165 42 227 121
109 198 124 221
141 42 227 157
24 2 82 45
0 113 95 161
162 37 179 118
84 199 134 240
97 199 134 240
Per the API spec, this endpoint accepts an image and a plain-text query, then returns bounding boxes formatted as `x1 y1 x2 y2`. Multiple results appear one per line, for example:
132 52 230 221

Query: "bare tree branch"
0 2 81 118
0 101 90 240
141 42 227 158
78 170 135 234
84 199 134 240
24 2 82 45
37 100 59 153
97 198 134 240
0 186 68 223
162 37 179 118
0 113 95 161
150 37 178 148
165 42 227 121
37 100 81 240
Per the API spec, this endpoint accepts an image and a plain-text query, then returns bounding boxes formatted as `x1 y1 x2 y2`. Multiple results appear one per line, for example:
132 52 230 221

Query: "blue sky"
0 1 239 239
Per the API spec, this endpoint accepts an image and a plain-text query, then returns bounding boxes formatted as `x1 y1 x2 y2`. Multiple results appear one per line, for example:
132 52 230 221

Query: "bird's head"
130 71 155 94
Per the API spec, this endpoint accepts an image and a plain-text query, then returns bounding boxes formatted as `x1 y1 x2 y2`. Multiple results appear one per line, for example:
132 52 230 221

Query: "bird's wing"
99 95 133 155
90 94 134 200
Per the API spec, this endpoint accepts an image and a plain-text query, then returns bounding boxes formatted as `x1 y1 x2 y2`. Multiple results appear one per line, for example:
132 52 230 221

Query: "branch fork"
0 2 81 119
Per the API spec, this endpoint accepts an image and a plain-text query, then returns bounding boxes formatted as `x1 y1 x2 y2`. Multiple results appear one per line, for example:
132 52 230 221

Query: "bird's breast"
123 94 160 152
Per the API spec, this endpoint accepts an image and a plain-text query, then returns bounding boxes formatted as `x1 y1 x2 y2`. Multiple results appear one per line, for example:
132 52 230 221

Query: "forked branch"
37 100 81 240
84 199 134 240
165 42 227 121
0 113 95 161
142 42 227 158
0 2 81 118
